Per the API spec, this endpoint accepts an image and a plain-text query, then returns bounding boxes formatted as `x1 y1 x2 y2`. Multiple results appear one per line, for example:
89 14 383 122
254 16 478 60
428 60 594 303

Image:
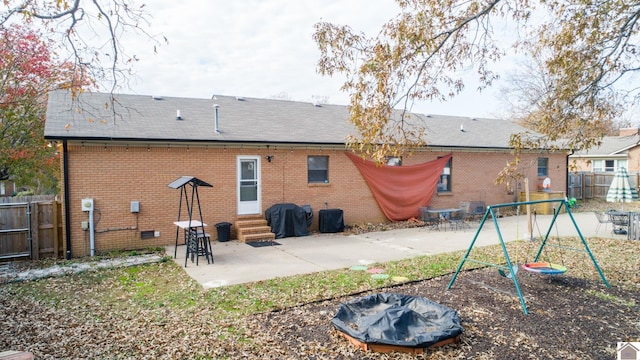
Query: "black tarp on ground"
265 203 309 239
331 293 463 348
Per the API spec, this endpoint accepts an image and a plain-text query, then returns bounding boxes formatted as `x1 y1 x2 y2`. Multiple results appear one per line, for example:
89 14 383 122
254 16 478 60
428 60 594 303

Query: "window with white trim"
537 157 548 177
308 156 329 183
437 158 452 192
592 159 626 172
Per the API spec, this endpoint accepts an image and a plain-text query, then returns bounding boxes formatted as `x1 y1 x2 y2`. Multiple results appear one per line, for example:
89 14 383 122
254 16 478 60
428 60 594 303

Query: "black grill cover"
331 293 463 348
265 203 309 239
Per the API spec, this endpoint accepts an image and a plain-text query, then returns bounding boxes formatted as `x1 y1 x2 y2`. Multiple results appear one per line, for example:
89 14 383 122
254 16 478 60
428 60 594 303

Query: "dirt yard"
247 268 639 359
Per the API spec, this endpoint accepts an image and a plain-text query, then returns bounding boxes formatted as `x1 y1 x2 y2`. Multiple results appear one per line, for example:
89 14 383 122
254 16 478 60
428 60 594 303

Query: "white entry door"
237 156 261 215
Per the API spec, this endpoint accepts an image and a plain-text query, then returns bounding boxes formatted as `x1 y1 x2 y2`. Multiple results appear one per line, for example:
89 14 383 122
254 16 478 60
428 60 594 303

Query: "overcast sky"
121 1 506 118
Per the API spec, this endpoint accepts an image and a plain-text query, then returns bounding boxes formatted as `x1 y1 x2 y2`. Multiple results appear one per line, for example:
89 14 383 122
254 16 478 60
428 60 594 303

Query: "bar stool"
196 230 214 264
185 229 214 266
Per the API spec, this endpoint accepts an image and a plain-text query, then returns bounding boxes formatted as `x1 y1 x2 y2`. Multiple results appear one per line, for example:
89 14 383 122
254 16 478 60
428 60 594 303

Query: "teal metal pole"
447 207 489 289
491 207 528 315
532 203 561 261
447 205 529 314
564 202 611 287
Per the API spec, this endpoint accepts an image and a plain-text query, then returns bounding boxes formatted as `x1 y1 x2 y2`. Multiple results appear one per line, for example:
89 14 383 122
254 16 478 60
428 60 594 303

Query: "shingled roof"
571 134 640 157
44 90 534 149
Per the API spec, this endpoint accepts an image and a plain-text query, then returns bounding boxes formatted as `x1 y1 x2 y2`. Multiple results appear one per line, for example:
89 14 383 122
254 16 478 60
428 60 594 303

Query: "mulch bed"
248 268 639 359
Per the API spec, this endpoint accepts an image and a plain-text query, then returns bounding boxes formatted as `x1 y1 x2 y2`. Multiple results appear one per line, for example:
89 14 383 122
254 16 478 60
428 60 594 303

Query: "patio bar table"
174 220 213 266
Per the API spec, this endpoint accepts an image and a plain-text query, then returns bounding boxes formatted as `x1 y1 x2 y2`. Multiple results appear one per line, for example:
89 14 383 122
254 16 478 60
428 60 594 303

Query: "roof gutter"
569 154 628 158
47 137 539 153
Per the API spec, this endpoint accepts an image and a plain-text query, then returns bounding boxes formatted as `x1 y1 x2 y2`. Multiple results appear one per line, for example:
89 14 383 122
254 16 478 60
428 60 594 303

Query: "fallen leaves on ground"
1 201 639 358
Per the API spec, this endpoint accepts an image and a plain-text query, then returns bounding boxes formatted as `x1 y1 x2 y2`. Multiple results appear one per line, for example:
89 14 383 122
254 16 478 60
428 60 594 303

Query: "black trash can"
215 222 232 242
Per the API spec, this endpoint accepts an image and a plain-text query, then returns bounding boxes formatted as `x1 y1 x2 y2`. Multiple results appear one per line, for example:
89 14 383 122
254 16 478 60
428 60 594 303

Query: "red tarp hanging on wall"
346 152 452 221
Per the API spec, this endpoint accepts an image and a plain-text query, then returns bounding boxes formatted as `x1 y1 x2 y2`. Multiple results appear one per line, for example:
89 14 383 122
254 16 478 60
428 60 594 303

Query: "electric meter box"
81 198 94 212
130 201 140 213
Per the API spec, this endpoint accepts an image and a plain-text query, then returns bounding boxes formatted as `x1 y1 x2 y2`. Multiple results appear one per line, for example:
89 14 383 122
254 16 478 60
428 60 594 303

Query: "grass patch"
4 237 638 321
202 244 514 316
586 289 636 307
5 242 510 321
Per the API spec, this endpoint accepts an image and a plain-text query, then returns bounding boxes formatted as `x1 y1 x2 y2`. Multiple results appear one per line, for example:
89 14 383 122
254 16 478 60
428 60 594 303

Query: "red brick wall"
627 148 640 173
570 157 591 172
60 143 567 257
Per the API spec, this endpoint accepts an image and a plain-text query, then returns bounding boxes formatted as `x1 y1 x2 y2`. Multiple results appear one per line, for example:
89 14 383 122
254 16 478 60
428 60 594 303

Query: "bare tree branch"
2 1 166 96
314 0 640 164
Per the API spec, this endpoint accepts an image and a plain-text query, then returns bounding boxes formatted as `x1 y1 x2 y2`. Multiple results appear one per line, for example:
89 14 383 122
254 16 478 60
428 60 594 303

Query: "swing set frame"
447 198 610 315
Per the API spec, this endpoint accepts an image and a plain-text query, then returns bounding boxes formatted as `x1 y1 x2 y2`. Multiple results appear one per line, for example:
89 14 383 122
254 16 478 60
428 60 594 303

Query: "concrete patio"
168 211 624 288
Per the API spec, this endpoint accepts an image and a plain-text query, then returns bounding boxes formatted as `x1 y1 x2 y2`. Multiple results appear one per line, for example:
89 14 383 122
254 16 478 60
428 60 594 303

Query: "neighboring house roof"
571 135 640 157
44 90 536 149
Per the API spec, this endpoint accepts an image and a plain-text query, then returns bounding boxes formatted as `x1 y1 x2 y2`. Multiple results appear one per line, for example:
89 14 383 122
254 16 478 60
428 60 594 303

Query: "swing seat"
522 262 567 275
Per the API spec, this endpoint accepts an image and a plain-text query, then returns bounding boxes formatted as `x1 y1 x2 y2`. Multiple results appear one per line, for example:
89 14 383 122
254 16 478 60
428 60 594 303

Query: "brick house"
570 128 640 172
44 90 568 257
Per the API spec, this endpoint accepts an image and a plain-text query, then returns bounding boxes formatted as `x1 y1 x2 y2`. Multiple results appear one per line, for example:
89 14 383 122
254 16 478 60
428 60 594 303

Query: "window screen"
308 156 329 183
437 158 452 192
538 158 548 177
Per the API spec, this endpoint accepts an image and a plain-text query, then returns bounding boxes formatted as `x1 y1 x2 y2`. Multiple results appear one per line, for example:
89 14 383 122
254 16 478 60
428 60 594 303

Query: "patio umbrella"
606 167 639 211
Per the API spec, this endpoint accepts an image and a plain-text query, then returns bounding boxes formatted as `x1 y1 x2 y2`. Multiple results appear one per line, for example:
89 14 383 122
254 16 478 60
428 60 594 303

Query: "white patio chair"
594 212 611 234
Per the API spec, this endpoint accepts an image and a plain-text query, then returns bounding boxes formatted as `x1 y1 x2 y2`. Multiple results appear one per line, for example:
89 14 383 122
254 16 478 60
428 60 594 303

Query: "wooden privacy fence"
568 172 640 200
0 196 62 260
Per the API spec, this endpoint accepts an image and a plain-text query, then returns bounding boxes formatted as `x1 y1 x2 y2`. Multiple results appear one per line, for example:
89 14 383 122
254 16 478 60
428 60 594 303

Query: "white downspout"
82 198 96 256
89 208 95 256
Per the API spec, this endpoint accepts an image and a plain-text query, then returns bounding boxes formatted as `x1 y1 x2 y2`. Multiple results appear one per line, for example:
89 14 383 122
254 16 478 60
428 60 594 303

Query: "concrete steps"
235 216 275 243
